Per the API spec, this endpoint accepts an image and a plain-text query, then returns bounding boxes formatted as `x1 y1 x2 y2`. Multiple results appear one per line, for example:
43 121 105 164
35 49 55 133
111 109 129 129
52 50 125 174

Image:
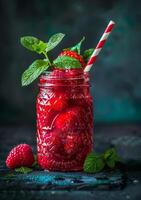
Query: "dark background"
1 2 141 198
0 0 141 126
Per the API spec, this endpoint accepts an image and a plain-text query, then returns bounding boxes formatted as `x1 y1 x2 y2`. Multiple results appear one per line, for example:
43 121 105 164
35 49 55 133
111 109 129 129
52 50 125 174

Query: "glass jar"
36 68 93 171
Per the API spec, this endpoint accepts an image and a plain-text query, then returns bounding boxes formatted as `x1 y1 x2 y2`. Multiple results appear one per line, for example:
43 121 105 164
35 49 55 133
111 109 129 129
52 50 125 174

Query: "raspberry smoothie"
36 69 93 171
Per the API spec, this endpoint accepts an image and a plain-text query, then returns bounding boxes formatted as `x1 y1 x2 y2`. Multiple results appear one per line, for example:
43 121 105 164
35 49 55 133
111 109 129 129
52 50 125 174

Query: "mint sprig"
53 55 81 69
46 33 65 52
84 148 121 173
20 33 98 86
84 152 105 173
20 33 65 86
20 33 65 54
15 167 33 174
22 59 49 86
69 37 85 54
20 36 47 54
104 148 121 168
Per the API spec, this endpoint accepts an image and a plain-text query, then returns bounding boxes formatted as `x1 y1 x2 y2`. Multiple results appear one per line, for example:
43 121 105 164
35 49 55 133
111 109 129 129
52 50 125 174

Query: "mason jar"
36 68 93 171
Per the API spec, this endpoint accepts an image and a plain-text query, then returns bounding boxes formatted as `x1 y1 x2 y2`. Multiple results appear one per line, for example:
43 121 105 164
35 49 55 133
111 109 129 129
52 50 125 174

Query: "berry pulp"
36 69 93 171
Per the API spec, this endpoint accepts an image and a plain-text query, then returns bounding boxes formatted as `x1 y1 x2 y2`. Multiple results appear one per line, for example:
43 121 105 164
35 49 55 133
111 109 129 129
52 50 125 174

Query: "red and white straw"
84 20 115 72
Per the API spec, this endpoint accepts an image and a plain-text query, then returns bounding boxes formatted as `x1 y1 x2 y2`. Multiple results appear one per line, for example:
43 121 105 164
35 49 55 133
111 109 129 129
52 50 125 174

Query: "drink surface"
36 69 93 171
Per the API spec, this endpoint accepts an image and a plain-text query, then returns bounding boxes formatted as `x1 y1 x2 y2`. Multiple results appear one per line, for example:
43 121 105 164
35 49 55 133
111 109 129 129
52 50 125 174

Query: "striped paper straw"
84 20 115 72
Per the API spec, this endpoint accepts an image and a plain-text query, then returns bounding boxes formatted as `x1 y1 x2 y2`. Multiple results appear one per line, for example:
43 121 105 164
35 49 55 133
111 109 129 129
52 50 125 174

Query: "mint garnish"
20 33 65 54
22 59 49 86
20 33 96 86
20 33 65 86
69 36 85 54
84 148 121 173
15 167 33 174
46 33 65 52
53 55 81 69
104 148 121 168
20 36 47 54
84 152 105 173
83 48 94 63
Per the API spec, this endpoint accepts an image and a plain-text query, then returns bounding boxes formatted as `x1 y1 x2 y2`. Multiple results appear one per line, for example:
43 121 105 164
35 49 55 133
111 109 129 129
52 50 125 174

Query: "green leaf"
20 36 39 51
104 148 121 168
53 55 81 69
83 48 94 63
106 159 116 168
69 36 85 54
84 152 105 173
104 148 121 161
46 33 65 52
20 36 47 54
34 41 47 54
15 167 33 174
22 59 49 86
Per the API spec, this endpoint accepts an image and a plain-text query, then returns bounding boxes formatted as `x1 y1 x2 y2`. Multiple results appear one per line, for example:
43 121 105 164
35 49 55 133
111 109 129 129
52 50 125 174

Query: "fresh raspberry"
54 106 87 132
6 144 34 169
59 50 86 68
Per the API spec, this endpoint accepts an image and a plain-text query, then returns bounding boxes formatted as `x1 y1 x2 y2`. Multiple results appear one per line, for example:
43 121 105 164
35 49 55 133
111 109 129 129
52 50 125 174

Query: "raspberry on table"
6 144 34 169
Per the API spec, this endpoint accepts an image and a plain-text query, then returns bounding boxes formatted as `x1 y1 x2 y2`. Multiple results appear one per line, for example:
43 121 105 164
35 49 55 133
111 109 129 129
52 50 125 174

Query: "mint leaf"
34 41 47 54
20 36 40 51
20 36 47 54
83 48 94 63
84 152 105 173
69 36 85 54
84 148 122 173
22 59 49 86
46 33 65 52
15 167 33 174
104 148 121 169
106 159 116 168
53 55 81 69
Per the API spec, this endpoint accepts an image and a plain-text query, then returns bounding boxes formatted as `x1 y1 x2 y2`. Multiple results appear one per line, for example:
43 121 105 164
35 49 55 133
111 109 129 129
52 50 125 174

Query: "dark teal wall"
0 0 141 124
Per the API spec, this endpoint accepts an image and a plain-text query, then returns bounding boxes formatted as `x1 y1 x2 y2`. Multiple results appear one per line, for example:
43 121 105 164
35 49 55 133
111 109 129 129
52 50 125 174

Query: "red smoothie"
36 68 93 171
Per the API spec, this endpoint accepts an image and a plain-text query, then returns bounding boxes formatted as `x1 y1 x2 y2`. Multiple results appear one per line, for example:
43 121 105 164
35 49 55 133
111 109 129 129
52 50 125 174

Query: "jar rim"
42 68 88 76
38 69 90 87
